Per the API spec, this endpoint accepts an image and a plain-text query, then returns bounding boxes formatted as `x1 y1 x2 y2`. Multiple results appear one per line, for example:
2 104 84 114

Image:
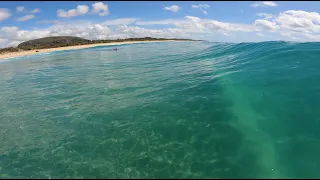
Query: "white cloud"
222 32 231 36
192 4 210 9
300 33 320 41
3 9 320 48
57 2 108 18
114 25 189 39
0 8 11 22
136 19 185 26
192 4 210 15
255 10 320 35
0 38 9 47
206 20 257 32
251 1 278 8
184 16 201 22
163 5 180 13
49 23 113 40
16 6 25 12
254 19 278 30
0 26 50 45
57 5 89 18
16 14 35 22
136 15 260 37
257 13 274 20
0 21 192 47
283 10 320 24
137 16 259 34
137 17 202 32
275 10 320 33
91 2 109 16
280 32 291 37
103 18 138 25
0 38 7 44
31 8 40 13
0 23 112 45
280 32 300 41
262 1 278 7
16 6 40 14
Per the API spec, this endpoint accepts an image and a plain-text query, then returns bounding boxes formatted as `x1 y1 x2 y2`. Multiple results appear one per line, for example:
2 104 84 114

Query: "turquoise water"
1 41 320 178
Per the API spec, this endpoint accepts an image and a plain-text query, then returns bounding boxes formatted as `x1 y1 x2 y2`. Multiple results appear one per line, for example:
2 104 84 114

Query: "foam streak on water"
1 41 320 178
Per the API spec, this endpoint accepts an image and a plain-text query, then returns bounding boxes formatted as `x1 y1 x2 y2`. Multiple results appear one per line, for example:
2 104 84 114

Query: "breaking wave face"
1 41 320 178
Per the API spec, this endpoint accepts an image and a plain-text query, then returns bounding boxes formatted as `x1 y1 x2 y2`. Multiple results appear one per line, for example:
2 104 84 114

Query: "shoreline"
0 40 182 60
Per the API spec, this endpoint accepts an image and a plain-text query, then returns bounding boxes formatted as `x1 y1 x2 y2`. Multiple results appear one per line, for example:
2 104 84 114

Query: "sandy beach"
0 40 177 60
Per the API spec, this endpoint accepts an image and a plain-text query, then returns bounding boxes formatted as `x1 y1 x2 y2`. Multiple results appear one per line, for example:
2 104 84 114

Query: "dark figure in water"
114 48 118 51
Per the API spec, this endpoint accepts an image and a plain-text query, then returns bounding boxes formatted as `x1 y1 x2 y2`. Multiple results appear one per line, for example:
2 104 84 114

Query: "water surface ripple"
1 41 320 178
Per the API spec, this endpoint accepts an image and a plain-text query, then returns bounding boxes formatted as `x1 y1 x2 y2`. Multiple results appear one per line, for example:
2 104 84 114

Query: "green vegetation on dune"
0 47 23 54
0 36 203 54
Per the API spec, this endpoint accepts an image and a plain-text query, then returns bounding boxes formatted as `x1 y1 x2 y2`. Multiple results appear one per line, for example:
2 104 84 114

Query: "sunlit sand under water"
1 41 320 178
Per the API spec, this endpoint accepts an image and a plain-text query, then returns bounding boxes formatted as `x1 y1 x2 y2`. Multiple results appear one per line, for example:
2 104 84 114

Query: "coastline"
0 40 180 60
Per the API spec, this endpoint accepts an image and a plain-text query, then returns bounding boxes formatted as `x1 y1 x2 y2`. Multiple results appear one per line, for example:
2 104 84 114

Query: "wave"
194 41 320 178
1 41 320 178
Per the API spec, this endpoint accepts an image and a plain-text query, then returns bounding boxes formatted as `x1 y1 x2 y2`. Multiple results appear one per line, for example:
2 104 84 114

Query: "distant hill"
0 36 204 54
17 36 91 50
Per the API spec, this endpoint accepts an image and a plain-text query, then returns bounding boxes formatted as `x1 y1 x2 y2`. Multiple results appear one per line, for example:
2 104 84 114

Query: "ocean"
0 41 320 178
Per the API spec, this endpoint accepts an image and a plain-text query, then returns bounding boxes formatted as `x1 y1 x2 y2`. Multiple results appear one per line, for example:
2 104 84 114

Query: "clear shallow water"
1 41 320 178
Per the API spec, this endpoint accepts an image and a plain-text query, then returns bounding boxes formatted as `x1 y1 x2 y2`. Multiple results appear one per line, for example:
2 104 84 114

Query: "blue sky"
1 1 320 47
